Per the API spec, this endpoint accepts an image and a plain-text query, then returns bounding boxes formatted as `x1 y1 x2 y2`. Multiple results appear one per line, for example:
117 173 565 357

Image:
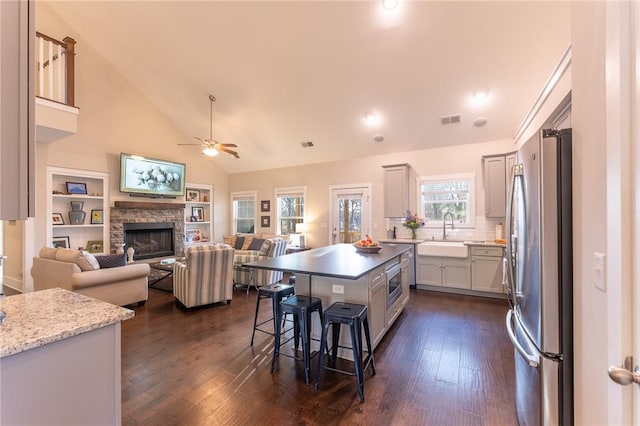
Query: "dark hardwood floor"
121 286 517 425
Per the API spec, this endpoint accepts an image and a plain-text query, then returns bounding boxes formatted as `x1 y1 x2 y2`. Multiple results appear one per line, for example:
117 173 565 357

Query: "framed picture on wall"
261 200 270 212
261 216 270 228
86 240 104 254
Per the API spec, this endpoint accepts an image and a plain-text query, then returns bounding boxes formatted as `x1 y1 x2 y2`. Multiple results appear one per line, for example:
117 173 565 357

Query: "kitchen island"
0 288 133 425
245 243 411 352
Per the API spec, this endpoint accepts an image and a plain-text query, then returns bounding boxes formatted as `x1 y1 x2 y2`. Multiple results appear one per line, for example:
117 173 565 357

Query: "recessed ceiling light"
364 112 379 125
470 92 490 105
373 134 384 142
381 0 399 10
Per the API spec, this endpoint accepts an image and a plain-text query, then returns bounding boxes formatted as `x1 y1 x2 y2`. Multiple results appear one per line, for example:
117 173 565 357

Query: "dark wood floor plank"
120 288 518 425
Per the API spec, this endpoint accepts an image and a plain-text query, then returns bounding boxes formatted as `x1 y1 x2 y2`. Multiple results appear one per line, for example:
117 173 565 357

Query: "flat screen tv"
119 153 186 197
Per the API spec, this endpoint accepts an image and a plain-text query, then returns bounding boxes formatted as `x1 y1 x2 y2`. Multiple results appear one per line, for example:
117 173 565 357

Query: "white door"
329 184 371 244
606 1 638 422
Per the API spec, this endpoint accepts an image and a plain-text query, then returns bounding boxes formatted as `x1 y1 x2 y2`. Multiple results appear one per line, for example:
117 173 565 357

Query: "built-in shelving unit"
184 182 213 246
46 166 110 253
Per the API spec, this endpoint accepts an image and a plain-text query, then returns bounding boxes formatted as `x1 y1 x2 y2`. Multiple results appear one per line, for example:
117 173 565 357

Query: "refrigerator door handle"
506 309 540 367
505 164 523 307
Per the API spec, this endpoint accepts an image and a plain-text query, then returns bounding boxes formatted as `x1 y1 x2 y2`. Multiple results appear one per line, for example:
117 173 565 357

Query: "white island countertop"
0 288 133 358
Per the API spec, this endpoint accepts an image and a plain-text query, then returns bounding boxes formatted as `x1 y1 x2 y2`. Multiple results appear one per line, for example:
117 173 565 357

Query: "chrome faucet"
442 212 455 240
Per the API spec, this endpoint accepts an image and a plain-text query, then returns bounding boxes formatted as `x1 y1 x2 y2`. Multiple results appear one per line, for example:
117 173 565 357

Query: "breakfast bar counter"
246 243 412 352
0 288 133 425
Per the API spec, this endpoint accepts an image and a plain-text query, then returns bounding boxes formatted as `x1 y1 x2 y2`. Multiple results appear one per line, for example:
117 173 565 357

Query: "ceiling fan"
178 94 240 159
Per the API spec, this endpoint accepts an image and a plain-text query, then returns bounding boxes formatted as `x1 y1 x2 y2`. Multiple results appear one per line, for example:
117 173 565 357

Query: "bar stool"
271 295 323 385
314 302 376 403
251 283 295 346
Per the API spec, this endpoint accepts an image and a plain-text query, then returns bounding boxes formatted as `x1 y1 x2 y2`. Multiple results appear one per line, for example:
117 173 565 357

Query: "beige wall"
229 138 514 247
33 3 230 254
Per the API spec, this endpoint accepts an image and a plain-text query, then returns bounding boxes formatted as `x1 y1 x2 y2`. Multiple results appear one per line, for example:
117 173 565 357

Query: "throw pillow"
95 254 127 269
223 235 237 247
39 246 57 259
55 248 99 271
259 239 271 256
234 236 245 250
241 236 254 250
247 238 265 251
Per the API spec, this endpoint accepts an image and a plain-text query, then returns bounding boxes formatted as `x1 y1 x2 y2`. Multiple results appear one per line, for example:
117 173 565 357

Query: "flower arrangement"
133 165 180 190
403 211 425 239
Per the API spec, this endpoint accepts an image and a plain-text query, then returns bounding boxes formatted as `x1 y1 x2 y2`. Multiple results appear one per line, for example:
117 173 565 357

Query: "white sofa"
31 247 150 307
226 235 289 288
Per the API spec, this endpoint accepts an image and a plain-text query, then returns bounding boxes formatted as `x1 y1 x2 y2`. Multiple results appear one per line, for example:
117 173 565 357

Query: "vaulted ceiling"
45 1 571 174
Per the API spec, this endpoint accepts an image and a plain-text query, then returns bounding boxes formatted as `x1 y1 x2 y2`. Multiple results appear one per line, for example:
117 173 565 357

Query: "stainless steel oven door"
386 263 402 309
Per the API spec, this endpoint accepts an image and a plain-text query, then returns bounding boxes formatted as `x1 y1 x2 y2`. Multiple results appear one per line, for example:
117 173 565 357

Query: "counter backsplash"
384 215 504 242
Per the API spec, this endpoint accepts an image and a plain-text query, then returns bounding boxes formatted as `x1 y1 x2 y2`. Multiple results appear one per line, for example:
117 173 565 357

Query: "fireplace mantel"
114 201 185 210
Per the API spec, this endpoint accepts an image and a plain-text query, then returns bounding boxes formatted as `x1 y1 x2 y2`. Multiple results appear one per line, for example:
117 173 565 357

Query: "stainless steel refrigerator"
504 128 573 425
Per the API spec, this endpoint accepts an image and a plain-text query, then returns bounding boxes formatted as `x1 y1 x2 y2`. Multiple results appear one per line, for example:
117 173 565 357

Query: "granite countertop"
246 243 410 280
0 288 134 358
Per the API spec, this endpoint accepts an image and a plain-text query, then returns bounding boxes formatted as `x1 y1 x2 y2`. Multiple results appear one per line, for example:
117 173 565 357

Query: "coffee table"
148 261 179 291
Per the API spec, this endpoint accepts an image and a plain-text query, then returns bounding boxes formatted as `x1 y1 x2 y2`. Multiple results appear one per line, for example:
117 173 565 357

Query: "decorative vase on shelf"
411 229 417 240
68 201 86 225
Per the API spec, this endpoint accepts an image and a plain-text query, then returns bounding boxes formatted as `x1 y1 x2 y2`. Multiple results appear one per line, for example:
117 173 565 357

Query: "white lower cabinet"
470 246 505 293
416 256 470 289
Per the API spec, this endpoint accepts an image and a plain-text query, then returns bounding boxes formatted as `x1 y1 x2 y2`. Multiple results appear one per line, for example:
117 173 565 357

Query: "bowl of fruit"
353 236 382 253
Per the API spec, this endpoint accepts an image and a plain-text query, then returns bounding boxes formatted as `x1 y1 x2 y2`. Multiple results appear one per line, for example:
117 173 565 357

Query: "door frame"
605 0 637 423
328 183 372 244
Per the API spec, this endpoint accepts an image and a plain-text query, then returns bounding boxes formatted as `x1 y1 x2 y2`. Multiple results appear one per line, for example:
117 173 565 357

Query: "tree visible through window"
420 174 475 227
276 187 305 235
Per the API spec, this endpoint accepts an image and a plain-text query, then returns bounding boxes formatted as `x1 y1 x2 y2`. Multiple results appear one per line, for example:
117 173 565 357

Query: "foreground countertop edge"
0 288 134 358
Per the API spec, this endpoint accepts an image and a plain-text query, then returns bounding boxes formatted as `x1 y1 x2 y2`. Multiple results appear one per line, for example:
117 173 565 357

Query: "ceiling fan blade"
218 143 238 148
219 147 240 158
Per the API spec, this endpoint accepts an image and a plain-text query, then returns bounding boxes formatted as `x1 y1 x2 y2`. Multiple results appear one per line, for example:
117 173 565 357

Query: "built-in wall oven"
386 262 402 309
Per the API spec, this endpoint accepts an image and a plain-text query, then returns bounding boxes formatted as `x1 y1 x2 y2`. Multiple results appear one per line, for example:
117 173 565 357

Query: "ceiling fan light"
202 147 219 157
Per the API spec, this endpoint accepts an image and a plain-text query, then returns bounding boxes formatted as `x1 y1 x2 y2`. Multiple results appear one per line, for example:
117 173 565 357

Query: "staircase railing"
35 32 76 107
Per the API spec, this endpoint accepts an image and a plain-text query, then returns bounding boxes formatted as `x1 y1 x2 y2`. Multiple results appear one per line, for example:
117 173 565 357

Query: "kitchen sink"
417 241 469 258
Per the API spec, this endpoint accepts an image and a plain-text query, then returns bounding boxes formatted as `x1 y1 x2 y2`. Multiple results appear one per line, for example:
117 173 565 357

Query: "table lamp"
295 223 307 247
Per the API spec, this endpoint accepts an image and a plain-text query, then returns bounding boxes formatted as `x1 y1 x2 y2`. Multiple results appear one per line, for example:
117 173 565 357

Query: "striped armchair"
234 237 289 288
173 243 234 308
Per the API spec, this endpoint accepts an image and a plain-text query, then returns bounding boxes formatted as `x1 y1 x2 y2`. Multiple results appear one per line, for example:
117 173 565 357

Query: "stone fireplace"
110 201 185 257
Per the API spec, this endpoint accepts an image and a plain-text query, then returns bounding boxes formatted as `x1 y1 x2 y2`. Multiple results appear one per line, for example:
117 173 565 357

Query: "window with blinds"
231 191 257 234
275 186 305 235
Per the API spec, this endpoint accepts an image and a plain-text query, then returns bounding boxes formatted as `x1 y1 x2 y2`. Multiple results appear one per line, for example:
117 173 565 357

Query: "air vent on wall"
300 141 314 148
440 114 463 125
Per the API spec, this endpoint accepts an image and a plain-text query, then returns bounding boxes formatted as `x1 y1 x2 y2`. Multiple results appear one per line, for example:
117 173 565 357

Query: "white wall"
572 2 608 424
229 138 514 247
